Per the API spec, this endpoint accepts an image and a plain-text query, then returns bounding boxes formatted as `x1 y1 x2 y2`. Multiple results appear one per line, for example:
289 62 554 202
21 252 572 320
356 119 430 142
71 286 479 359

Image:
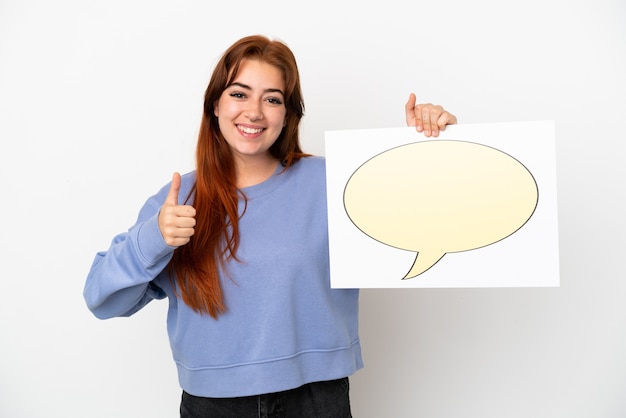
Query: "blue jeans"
180 377 352 417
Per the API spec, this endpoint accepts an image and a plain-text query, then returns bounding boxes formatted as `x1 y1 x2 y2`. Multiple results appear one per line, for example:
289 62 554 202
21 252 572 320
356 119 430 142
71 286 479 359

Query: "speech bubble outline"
343 140 538 280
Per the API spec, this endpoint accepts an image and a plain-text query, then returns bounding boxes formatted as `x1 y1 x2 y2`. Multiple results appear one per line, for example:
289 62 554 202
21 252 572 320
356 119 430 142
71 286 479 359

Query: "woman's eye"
266 97 283 105
230 92 245 99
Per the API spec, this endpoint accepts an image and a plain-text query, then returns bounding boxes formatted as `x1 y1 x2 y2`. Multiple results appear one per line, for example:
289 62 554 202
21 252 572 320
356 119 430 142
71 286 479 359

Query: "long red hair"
169 35 308 318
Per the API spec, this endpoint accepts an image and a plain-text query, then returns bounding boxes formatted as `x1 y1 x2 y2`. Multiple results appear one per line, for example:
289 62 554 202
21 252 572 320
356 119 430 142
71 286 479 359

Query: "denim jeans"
180 377 352 418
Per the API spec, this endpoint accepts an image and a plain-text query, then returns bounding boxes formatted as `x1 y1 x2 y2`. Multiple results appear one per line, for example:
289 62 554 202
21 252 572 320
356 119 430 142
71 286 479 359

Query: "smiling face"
214 59 287 166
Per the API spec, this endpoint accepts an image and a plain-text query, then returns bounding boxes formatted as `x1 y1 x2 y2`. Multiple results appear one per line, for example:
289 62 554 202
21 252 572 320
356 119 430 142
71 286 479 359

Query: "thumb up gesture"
158 172 196 247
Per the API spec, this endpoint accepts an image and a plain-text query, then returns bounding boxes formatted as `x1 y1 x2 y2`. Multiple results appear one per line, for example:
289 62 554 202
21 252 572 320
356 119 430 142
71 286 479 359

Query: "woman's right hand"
158 172 196 247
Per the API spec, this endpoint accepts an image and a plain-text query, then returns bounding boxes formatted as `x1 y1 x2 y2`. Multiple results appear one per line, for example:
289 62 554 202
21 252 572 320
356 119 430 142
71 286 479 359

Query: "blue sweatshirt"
83 156 363 397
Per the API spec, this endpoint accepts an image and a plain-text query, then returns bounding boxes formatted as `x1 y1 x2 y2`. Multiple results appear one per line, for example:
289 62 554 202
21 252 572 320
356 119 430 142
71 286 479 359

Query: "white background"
1 1 624 417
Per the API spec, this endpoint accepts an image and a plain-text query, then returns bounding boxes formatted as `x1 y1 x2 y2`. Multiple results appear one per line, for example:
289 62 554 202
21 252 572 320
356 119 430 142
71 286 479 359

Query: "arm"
405 92 457 137
83 199 175 319
83 173 196 319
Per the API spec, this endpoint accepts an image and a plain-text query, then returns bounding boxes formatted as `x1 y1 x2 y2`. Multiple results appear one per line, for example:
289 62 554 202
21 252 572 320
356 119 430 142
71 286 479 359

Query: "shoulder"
291 155 326 175
284 156 327 193
180 171 197 190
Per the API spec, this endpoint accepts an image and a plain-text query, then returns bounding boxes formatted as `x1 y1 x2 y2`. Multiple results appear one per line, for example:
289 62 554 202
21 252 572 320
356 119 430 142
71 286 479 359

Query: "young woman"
84 35 457 417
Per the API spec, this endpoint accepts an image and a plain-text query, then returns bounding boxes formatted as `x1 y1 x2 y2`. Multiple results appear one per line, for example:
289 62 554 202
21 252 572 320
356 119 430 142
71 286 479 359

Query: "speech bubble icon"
343 140 538 279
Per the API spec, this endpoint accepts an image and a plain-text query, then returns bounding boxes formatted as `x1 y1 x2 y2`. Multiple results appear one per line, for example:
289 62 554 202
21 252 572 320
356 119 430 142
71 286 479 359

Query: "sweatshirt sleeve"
83 192 176 319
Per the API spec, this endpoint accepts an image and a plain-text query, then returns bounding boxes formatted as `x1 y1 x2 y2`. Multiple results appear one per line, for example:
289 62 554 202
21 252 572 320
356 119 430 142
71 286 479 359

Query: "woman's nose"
245 101 263 121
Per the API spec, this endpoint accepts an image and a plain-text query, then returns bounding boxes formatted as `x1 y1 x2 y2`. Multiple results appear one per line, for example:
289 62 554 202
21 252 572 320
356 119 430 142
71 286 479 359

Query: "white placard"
325 121 560 288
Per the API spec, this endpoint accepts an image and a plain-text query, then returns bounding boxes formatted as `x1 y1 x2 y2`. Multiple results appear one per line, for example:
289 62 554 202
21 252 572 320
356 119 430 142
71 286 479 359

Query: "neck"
235 154 280 188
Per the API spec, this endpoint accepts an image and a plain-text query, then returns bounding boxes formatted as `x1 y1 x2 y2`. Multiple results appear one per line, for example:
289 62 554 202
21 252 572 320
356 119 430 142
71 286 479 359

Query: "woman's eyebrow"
228 82 284 96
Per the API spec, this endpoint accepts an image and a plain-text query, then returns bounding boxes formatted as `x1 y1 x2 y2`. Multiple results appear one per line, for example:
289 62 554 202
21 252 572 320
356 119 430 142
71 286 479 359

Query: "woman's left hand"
405 93 457 137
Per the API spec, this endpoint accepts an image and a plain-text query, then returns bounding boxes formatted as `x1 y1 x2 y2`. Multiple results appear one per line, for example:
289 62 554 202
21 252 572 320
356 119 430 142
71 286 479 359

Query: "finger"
169 225 195 239
421 104 434 136
165 172 181 206
405 93 417 126
166 230 194 247
437 112 458 130
172 208 197 226
429 106 445 137
414 103 426 133
159 207 196 247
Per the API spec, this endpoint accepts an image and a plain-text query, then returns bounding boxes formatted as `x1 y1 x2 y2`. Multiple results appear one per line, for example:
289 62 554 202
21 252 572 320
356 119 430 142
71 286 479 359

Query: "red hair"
169 35 308 318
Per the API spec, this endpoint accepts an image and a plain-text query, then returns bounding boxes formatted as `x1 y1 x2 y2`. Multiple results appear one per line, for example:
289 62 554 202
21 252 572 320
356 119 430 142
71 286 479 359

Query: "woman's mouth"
238 125 264 135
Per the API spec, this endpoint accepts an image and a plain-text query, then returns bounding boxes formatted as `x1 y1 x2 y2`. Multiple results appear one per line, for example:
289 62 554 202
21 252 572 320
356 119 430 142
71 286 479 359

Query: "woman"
84 35 457 417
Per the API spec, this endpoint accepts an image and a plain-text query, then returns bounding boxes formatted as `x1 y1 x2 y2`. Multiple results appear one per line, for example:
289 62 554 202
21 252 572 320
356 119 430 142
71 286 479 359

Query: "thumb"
405 93 417 126
164 172 181 206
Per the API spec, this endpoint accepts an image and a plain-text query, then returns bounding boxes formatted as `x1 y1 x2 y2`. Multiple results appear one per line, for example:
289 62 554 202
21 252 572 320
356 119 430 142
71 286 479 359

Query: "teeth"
239 126 263 134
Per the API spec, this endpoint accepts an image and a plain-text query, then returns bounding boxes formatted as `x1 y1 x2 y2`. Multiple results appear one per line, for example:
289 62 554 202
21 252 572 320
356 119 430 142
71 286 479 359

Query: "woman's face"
214 59 287 164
